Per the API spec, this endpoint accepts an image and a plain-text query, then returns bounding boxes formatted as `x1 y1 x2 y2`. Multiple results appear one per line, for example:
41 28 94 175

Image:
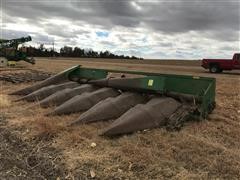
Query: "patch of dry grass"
0 94 11 108
34 117 65 137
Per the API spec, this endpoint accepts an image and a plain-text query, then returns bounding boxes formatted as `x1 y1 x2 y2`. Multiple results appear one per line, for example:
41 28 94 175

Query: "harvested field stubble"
0 58 240 179
0 94 11 108
0 115 67 179
0 69 52 83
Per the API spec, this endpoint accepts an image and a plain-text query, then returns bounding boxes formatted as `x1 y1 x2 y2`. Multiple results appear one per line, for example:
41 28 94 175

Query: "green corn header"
66 65 216 119
11 65 216 135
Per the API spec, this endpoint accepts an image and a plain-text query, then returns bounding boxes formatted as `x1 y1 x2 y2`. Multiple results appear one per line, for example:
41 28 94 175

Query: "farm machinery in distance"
0 36 35 67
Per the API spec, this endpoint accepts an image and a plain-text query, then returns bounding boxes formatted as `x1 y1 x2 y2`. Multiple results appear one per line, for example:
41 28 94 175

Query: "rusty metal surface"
39 84 98 108
71 92 148 125
47 88 120 116
103 97 181 136
15 82 79 102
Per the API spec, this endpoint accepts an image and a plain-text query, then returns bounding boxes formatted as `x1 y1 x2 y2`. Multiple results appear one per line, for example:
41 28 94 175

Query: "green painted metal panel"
61 65 81 78
69 67 107 80
165 76 209 96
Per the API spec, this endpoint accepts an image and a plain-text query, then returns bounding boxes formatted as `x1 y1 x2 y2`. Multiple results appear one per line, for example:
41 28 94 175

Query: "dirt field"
0 58 240 179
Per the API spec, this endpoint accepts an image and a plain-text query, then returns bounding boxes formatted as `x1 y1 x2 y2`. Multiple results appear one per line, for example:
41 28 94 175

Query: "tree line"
22 45 143 60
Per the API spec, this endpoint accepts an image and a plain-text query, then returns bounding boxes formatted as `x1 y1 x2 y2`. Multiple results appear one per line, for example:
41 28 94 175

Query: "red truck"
202 53 240 73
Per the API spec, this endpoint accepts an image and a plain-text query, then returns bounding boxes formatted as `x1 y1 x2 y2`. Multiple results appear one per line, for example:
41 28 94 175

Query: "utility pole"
52 41 55 58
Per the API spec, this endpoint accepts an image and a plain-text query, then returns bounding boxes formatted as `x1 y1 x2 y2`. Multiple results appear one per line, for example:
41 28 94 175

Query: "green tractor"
0 36 35 67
